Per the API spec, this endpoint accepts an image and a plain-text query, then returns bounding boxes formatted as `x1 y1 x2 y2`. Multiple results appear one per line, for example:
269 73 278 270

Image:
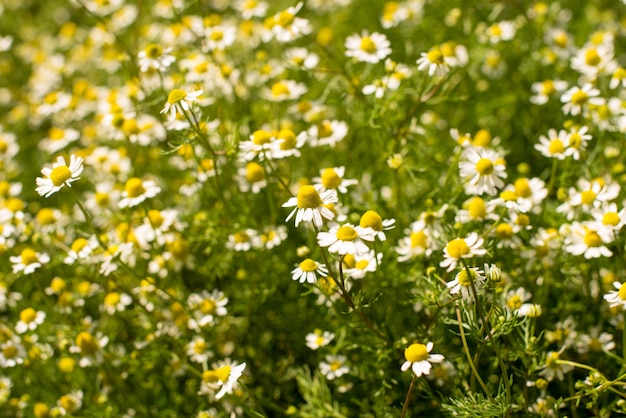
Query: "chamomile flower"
417 46 451 77
137 44 175 72
100 292 133 315
481 21 516 44
359 210 395 241
69 331 109 367
401 342 445 377
539 351 572 382
345 30 391 64
199 361 246 400
609 67 626 89
342 250 381 279
118 177 161 208
10 248 50 275
15 307 46 334
446 266 485 300
440 233 487 272
186 336 213 363
319 355 349 380
458 147 507 196
560 83 602 116
312 167 357 194
291 258 328 284
530 79 568 105
268 2 311 43
305 330 334 350
317 223 375 256
283 184 337 227
396 223 434 261
35 155 84 198
160 88 203 119
535 129 569 160
591 202 626 232
307 120 349 147
204 25 237 51
265 79 307 101
564 221 613 259
604 281 626 310
187 290 228 329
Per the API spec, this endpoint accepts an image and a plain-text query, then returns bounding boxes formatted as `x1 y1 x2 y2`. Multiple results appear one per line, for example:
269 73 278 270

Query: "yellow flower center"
148 210 164 228
2 346 16 359
36 208 56 225
194 340 207 354
507 294 522 310
299 258 318 272
427 48 444 64
580 189 596 205
20 248 39 265
124 177 145 198
571 90 588 106
277 129 296 149
360 36 377 53
360 210 383 231
336 225 358 241
466 197 486 219
76 332 99 355
167 89 187 104
500 190 517 202
49 127 65 140
546 352 560 368
603 212 620 226
441 41 455 57
202 370 219 384
548 139 565 155
20 307 37 323
355 259 369 270
585 48 601 66
541 80 555 95
71 238 88 253
496 223 514 239
215 365 232 383
210 30 224 41
343 254 356 268
276 11 295 27
95 192 110 207
145 44 163 59
271 81 290 97
170 238 190 260
514 178 532 198
583 229 602 247
568 132 582 148
475 158 494 175
446 238 470 259
516 214 530 227
404 343 428 362
50 165 72 187
318 121 333 138
245 162 265 183
297 185 323 209
320 168 342 189
50 277 66 293
251 129 272 145
104 292 121 307
234 232 250 244
410 231 427 248
488 24 503 37
457 268 476 286
200 299 216 314
618 283 626 301
473 129 491 147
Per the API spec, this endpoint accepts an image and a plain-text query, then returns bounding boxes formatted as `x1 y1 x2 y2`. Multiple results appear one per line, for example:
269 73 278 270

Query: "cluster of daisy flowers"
1 0 626 416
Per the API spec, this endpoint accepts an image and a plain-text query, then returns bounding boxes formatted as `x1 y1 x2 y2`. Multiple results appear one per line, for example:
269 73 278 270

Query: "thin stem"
546 158 559 197
456 304 493 401
400 375 417 418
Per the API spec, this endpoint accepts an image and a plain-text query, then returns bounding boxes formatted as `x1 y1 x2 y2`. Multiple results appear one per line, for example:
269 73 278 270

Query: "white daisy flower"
564 221 613 259
359 210 395 241
160 88 203 119
199 361 246 400
458 147 507 196
10 248 50 275
15 308 46 334
345 30 391 64
604 281 626 310
417 46 453 77
446 266 485 301
560 83 602 116
137 44 175 72
283 185 337 227
268 2 311 43
319 355 349 380
317 223 375 256
291 258 328 284
305 330 335 350
186 336 213 364
440 233 487 272
534 129 569 160
401 342 445 377
312 166 357 194
118 177 161 208
35 155 84 198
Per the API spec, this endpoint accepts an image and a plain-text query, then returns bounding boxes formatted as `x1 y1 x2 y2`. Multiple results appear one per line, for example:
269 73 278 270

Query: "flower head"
291 258 328 284
317 223 375 256
160 88 202 119
401 342 444 377
440 233 487 272
36 155 84 198
345 31 391 63
458 147 507 196
283 185 337 227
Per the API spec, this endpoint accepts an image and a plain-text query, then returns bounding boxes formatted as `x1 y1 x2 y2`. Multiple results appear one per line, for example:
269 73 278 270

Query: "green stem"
456 304 493 401
400 375 417 418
